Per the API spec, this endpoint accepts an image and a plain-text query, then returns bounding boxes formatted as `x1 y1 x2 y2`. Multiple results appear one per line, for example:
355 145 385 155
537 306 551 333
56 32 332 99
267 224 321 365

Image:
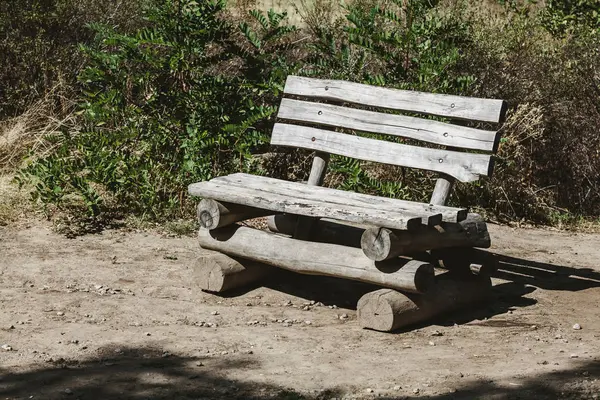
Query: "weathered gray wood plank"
189 180 427 231
278 99 499 152
284 76 507 123
210 173 467 223
271 123 492 182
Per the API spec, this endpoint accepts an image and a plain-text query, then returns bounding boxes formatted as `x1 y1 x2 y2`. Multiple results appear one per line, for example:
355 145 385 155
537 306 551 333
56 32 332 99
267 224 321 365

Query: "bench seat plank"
188 174 468 231
212 173 466 222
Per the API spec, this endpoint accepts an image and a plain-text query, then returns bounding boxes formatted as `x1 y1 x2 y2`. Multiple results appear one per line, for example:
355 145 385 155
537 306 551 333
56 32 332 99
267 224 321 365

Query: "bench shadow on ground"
1 345 598 399
219 248 600 329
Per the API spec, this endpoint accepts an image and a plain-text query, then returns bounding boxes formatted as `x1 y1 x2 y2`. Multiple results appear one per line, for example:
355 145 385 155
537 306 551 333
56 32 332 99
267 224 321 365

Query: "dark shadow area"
0 345 343 400
206 247 600 331
218 266 380 309
1 345 597 399
492 252 600 292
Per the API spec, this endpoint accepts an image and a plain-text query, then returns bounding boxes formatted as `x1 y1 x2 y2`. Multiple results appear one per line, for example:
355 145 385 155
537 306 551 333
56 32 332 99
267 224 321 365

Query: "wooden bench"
188 76 507 332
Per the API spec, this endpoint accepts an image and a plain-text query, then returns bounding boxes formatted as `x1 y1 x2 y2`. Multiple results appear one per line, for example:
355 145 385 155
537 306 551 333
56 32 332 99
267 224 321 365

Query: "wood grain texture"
208 173 466 223
198 225 435 293
271 123 492 182
284 76 507 123
278 99 500 152
356 273 492 332
189 179 424 231
360 214 491 261
294 151 330 239
193 252 269 293
430 176 455 206
197 199 271 230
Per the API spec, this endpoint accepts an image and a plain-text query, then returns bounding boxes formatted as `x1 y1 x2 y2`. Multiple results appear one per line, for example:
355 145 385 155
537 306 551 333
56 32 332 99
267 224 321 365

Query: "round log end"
361 227 393 262
357 289 413 332
197 199 220 230
194 257 227 292
413 262 435 293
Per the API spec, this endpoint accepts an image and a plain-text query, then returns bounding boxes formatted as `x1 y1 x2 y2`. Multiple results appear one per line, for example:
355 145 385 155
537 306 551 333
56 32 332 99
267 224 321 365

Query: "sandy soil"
1 221 599 399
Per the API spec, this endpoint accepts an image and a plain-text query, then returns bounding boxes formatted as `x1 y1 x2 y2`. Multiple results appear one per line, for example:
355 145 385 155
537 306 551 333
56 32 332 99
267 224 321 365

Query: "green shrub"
456 2 600 222
542 0 600 35
18 0 300 220
296 0 476 200
0 0 148 120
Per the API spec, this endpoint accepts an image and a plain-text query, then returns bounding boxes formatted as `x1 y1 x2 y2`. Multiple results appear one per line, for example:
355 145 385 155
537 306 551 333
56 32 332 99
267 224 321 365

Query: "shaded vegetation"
1 0 599 229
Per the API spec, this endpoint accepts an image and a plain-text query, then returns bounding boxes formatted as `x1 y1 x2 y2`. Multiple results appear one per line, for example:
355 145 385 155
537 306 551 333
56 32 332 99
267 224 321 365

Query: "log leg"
193 251 270 293
357 273 492 332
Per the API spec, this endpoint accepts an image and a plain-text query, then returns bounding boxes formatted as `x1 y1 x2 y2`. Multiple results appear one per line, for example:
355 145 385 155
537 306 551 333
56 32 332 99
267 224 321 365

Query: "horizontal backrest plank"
278 98 500 152
284 76 507 124
271 123 493 182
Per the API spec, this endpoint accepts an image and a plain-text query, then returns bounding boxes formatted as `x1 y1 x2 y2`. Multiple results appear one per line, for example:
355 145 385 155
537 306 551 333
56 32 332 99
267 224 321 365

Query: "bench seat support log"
267 214 364 248
198 225 434 294
357 273 492 332
197 199 272 230
361 213 491 261
193 252 270 293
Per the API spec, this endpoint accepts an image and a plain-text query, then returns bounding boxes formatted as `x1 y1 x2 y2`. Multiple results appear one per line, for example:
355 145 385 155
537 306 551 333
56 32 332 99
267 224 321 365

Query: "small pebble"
1 344 13 351
304 320 312 325
8 325 15 330
64 388 72 395
570 354 579 358
573 323 582 330
429 341 436 346
413 388 420 394
431 330 443 336
211 311 219 316
340 313 349 320
365 388 374 393
145 332 151 336
56 312 65 316
555 334 563 339
393 385 402 390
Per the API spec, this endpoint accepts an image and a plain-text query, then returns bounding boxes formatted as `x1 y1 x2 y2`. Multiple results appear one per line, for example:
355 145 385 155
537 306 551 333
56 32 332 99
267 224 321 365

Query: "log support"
197 199 272 230
193 251 270 293
360 213 490 261
198 224 434 293
294 152 330 240
357 273 492 332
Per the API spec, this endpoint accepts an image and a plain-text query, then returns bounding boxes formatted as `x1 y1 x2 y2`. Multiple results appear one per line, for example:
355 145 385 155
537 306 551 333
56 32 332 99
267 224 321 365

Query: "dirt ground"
1 220 599 400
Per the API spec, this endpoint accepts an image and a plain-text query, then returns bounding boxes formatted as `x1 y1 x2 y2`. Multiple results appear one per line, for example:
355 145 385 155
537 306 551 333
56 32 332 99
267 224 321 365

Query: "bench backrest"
272 76 507 183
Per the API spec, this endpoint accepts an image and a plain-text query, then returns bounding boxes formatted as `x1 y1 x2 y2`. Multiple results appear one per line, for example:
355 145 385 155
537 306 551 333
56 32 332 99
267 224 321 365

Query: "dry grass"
0 174 36 226
0 82 78 173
